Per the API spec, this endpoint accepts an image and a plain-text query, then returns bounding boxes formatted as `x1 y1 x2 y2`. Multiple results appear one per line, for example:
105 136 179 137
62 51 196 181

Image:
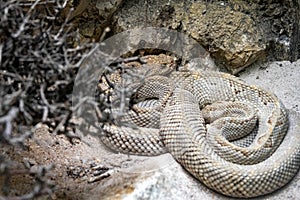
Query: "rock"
96 0 123 20
79 21 95 38
113 0 265 73
178 2 265 74
227 0 299 62
113 0 299 73
62 0 299 72
63 0 123 41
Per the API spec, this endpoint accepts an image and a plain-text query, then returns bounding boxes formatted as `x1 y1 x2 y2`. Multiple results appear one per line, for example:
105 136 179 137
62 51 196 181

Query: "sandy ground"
1 59 300 200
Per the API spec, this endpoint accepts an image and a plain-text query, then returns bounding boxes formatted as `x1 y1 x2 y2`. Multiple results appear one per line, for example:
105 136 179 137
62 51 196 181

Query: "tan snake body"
101 67 300 198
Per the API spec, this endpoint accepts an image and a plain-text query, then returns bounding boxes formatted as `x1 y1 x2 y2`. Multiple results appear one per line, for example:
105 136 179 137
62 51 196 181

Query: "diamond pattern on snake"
100 63 300 198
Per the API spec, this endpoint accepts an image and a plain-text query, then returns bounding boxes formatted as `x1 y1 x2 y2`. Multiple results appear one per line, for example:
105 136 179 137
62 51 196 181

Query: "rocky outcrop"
65 0 299 73
112 0 299 73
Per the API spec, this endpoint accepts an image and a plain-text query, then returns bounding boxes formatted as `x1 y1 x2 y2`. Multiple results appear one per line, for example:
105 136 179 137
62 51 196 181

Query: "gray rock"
113 0 299 73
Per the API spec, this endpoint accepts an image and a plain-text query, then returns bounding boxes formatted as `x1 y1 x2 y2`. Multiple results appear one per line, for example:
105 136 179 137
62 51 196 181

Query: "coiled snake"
101 65 300 198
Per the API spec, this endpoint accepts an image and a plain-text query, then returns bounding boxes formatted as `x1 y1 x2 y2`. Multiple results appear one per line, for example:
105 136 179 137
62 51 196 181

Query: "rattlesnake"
101 65 300 198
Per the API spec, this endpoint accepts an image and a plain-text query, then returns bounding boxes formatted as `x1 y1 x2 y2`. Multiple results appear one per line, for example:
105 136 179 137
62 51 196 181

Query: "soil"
0 125 145 200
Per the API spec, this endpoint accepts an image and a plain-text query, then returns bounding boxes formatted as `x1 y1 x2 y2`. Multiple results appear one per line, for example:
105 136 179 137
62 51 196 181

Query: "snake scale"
101 64 300 198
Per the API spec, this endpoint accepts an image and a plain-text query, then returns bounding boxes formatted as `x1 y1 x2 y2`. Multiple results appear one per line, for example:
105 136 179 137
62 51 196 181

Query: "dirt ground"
0 125 150 200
